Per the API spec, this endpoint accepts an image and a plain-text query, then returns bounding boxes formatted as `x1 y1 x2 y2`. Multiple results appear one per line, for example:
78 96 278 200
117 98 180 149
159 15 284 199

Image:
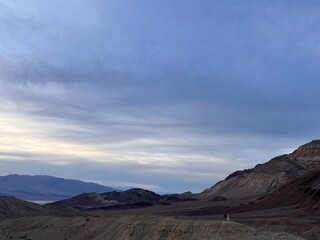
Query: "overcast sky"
0 0 320 193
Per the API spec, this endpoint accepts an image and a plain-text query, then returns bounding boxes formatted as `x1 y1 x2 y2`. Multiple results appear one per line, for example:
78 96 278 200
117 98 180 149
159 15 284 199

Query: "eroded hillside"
0 215 303 240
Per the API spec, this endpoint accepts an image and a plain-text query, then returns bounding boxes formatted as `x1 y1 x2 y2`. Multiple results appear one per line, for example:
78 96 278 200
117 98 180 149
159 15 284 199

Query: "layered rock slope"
249 170 320 210
201 140 320 201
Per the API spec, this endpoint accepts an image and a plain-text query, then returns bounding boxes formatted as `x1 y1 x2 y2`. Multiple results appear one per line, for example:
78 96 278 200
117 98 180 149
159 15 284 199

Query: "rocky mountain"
201 140 320 201
0 174 114 201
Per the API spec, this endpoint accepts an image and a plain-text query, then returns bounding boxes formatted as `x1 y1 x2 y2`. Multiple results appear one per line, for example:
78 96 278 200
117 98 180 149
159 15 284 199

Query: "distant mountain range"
0 174 115 201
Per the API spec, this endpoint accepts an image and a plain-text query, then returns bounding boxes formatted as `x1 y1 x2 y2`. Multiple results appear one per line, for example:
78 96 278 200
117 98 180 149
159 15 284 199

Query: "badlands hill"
201 140 320 201
0 174 114 201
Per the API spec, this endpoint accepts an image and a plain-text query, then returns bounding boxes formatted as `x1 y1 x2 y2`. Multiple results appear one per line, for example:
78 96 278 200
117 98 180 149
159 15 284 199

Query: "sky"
0 0 320 193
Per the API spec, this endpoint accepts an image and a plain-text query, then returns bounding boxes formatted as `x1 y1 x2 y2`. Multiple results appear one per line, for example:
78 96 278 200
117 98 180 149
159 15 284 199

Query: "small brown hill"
0 196 74 220
101 188 161 203
49 192 111 208
49 188 162 209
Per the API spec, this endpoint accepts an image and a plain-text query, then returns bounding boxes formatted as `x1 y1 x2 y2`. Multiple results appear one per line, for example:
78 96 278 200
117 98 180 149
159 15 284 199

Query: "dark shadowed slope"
0 174 114 201
248 170 320 211
48 188 198 210
101 188 161 203
200 140 320 201
50 192 110 208
50 188 162 209
0 196 75 220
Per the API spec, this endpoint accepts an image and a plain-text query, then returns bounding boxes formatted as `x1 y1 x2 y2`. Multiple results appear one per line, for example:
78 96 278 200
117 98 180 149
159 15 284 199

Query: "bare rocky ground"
0 191 318 240
0 215 304 240
0 199 318 240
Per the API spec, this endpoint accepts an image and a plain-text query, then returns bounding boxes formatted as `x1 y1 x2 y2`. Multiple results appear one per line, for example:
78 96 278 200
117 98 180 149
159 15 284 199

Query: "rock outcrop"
291 140 320 167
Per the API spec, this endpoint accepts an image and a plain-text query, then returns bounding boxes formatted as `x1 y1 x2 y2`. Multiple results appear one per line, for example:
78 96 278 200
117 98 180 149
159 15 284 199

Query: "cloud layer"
0 0 320 192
